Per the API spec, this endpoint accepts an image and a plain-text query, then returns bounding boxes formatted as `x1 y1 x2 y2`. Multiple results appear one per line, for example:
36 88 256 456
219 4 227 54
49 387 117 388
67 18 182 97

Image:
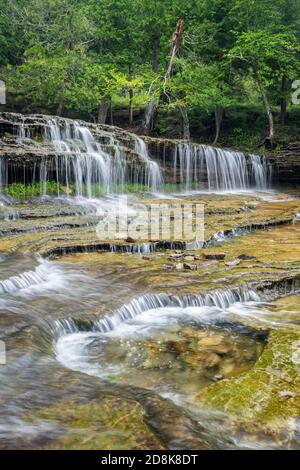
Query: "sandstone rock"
221 362 235 376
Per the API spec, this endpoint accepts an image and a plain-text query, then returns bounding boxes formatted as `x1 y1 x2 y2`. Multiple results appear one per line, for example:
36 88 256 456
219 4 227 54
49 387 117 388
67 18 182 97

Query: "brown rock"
198 336 223 347
238 254 256 261
126 237 136 243
142 255 153 260
204 352 221 368
204 253 226 260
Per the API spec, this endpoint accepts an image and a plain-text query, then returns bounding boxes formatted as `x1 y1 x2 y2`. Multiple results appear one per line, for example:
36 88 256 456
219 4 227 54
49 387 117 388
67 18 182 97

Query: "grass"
3 181 62 198
2 181 205 199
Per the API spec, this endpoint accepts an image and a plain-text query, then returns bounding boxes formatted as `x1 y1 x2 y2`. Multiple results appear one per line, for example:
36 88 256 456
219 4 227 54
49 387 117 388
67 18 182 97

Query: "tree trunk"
129 88 134 125
179 105 190 140
141 33 160 135
280 75 288 128
165 19 184 80
57 96 65 116
97 98 110 124
252 59 275 148
213 106 224 145
109 100 114 126
142 20 184 135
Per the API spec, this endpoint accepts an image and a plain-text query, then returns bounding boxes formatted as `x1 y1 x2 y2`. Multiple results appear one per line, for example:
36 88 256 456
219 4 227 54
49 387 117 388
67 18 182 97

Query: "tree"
228 0 300 147
6 46 119 115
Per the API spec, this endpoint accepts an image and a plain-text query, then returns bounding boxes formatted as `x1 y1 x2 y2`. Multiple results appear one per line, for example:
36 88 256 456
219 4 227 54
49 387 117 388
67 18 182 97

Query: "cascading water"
41 117 163 196
134 137 163 192
0 114 163 196
54 287 264 400
173 143 272 191
0 113 273 196
53 287 260 338
0 258 68 296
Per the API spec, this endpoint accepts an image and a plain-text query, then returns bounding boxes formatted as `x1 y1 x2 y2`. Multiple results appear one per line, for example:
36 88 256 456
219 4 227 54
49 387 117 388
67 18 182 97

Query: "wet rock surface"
1 113 300 449
0 190 300 449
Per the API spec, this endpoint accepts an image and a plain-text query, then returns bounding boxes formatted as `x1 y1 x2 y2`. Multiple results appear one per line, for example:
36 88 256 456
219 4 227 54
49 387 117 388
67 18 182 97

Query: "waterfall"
0 157 6 190
41 117 164 195
0 113 273 195
134 137 163 192
52 287 260 338
173 143 271 191
0 258 64 295
0 114 163 196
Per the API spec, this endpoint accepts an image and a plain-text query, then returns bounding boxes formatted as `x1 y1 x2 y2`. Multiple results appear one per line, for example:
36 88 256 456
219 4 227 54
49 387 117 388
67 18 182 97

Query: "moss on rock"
198 329 300 442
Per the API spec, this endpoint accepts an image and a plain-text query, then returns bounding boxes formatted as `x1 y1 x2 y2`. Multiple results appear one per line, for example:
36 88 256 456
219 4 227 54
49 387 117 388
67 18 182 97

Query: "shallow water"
0 189 300 449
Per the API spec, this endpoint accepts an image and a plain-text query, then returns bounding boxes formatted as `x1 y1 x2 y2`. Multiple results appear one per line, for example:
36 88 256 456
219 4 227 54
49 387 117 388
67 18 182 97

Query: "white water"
41 117 163 196
54 288 260 338
173 143 271 191
0 257 91 299
55 288 261 378
0 116 162 196
134 137 163 192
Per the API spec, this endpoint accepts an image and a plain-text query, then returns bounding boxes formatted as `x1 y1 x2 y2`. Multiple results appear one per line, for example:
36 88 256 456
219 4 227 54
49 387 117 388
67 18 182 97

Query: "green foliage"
4 181 61 199
0 0 299 141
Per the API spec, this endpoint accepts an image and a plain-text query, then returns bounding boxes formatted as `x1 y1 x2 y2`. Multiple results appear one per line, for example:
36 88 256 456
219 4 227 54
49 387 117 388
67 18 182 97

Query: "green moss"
198 329 300 438
30 396 164 450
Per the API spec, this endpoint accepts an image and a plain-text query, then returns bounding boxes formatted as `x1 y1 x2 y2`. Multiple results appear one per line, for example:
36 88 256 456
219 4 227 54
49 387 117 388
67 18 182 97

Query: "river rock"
164 263 175 270
204 253 226 260
225 260 241 267
198 336 223 347
142 254 154 260
169 253 183 260
183 263 198 271
126 237 136 243
238 254 257 260
184 255 195 262
204 352 221 368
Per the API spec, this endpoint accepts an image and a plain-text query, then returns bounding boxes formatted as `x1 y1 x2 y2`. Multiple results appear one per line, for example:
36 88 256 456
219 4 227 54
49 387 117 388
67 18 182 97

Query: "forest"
1 0 300 148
